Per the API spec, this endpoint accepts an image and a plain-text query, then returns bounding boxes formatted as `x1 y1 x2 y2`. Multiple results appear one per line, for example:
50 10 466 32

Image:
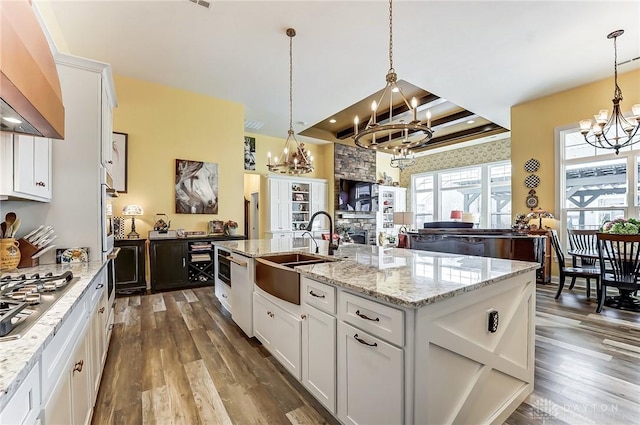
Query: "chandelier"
579 29 640 155
267 28 314 175
353 0 433 151
389 129 416 170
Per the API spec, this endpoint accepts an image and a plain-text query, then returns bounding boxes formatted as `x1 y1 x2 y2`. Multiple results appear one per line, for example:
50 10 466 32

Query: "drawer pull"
354 333 377 347
309 290 325 299
355 310 380 322
96 283 104 289
226 256 248 267
221 293 228 299
36 181 46 187
99 307 105 314
300 314 307 320
73 360 84 373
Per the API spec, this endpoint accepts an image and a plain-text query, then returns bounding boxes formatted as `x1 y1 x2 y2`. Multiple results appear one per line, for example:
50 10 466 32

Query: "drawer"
339 291 404 347
216 282 232 313
0 362 41 425
302 277 336 314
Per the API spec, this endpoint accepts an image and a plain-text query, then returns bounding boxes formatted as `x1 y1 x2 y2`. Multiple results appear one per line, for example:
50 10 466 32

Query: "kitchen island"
213 239 538 425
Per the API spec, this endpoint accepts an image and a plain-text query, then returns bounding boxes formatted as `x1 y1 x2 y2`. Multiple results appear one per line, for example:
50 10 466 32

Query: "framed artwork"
175 159 219 214
244 136 256 170
112 132 128 193
294 193 305 201
208 220 224 235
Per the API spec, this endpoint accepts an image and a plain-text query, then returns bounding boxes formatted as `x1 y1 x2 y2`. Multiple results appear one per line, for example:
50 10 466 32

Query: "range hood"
0 0 64 139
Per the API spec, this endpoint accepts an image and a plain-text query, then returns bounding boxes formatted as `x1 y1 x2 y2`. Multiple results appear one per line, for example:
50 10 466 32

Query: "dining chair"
567 228 599 289
596 233 640 313
550 230 599 299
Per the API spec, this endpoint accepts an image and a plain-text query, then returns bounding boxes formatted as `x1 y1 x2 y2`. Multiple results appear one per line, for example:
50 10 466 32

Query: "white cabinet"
100 83 114 173
252 292 302 380
337 321 403 425
263 176 329 237
268 178 291 232
215 280 232 313
302 304 336 413
230 253 254 337
377 186 406 237
0 133 52 201
0 361 40 425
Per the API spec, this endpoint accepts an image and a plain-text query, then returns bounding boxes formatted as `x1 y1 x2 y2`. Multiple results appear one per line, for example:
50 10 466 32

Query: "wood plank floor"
92 283 640 425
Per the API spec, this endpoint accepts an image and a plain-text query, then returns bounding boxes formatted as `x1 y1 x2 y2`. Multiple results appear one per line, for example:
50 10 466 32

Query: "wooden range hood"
0 0 64 139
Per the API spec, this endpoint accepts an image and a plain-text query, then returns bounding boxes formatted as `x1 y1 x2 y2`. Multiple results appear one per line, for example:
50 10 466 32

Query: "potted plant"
224 220 238 236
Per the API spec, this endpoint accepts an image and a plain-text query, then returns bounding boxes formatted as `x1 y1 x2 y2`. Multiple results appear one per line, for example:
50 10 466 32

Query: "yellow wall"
112 75 245 236
376 152 400 184
511 69 640 220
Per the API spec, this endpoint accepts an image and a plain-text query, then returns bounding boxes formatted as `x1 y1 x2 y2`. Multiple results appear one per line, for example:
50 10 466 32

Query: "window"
558 129 638 234
411 161 511 229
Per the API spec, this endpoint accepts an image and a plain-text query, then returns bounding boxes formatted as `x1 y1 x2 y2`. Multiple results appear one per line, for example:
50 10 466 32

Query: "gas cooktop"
0 271 80 341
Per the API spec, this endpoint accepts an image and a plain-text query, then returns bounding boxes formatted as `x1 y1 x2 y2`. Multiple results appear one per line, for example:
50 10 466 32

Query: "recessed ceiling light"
466 120 475 124
2 117 22 124
329 119 337 124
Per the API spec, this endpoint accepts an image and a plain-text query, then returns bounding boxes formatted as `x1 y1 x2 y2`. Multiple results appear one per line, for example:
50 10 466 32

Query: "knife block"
17 238 40 268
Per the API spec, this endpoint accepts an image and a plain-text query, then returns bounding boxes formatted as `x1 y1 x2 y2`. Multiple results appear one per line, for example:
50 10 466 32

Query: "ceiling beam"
413 123 507 152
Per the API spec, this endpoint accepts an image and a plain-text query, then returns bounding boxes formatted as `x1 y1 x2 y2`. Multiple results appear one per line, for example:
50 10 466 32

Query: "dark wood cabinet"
114 238 147 294
528 229 551 284
149 235 245 292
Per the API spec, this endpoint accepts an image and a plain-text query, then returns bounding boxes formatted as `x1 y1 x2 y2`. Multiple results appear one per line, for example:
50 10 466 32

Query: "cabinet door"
253 292 275 351
114 244 140 285
230 254 253 337
310 181 328 229
71 334 92 425
44 370 73 425
150 241 187 290
273 304 302 380
13 134 52 200
101 82 114 172
269 179 291 231
337 321 403 425
302 305 336 413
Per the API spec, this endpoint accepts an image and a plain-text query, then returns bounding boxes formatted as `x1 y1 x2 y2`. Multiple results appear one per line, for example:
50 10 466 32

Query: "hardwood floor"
92 283 640 425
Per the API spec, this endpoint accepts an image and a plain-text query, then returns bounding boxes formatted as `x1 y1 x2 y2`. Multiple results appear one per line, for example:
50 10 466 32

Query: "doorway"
250 192 259 239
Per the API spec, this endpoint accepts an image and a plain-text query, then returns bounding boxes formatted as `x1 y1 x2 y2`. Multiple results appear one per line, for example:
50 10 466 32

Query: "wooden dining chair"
550 230 599 299
567 228 599 290
596 233 640 313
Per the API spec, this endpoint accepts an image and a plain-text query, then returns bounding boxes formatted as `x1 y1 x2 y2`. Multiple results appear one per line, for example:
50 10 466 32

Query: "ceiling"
37 0 640 150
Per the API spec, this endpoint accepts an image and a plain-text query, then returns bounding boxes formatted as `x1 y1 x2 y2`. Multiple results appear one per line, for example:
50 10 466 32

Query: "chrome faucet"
300 231 319 254
306 211 338 256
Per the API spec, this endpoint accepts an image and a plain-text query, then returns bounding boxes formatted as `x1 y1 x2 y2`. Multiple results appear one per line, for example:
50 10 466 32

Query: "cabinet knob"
300 314 307 320
99 307 105 314
107 160 113 164
36 181 46 187
73 359 84 373
221 293 228 299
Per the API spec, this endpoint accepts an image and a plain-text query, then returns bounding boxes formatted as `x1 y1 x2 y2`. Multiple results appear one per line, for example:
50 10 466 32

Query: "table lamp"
393 212 414 233
123 205 143 239
450 210 463 221
526 208 554 229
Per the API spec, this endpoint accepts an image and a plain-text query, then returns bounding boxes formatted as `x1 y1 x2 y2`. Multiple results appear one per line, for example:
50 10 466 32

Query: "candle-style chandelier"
267 28 314 175
579 29 640 155
352 0 433 152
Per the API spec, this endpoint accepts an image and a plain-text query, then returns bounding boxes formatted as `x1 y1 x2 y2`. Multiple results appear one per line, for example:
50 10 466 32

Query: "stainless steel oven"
217 249 231 285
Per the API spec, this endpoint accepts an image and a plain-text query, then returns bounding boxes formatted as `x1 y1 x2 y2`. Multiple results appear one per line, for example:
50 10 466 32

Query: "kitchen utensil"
9 218 21 238
27 226 51 243
32 228 54 246
0 223 6 239
37 235 57 248
4 212 16 230
23 225 43 241
31 244 56 259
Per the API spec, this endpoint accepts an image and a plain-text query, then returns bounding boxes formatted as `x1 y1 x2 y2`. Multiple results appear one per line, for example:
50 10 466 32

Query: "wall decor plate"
524 158 540 173
524 174 540 188
56 247 89 264
526 193 539 209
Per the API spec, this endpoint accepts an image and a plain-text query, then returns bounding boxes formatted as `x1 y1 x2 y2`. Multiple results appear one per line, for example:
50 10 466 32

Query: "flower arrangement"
224 220 238 229
601 218 640 234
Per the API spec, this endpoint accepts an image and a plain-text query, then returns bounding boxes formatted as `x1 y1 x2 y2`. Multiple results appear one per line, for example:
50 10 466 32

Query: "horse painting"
175 159 218 214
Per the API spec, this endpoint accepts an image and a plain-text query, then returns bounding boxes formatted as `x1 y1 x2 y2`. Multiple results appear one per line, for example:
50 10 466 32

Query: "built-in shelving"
188 240 214 283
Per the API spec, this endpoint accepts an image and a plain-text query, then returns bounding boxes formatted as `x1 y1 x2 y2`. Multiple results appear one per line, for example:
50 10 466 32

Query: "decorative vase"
228 227 238 236
0 238 21 271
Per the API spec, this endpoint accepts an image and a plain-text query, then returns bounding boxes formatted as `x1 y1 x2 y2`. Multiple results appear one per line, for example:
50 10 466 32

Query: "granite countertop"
213 239 539 309
0 261 106 411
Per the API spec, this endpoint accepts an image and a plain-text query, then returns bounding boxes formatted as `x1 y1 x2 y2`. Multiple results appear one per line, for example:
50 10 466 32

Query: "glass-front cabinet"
376 186 406 237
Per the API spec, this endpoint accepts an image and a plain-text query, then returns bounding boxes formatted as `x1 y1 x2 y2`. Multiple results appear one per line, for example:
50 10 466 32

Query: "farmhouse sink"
254 254 338 305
